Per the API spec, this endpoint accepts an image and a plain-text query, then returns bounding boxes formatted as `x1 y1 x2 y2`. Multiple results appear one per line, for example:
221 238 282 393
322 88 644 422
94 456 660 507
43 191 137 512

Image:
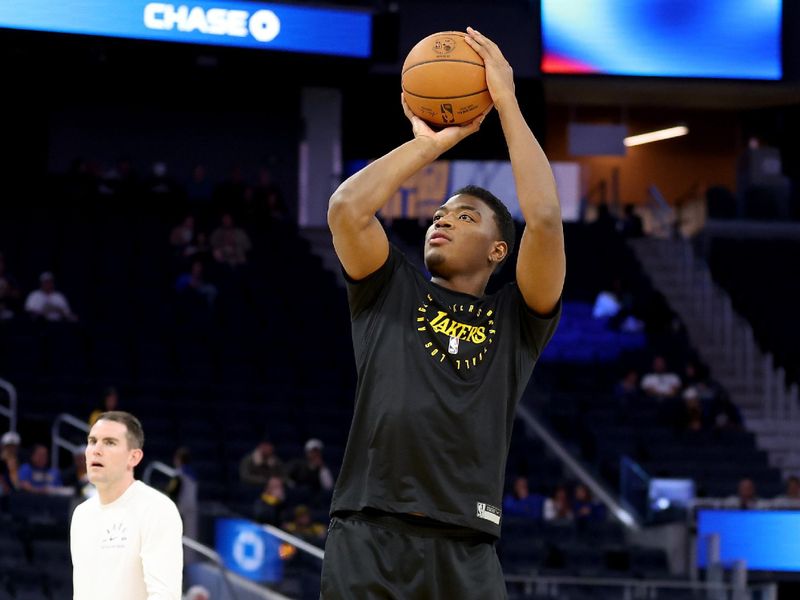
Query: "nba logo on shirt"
448 336 459 354
476 502 501 525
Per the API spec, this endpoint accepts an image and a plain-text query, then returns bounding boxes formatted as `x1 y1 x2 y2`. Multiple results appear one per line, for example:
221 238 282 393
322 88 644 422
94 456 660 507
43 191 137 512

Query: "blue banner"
0 0 371 58
215 518 283 583
697 510 800 571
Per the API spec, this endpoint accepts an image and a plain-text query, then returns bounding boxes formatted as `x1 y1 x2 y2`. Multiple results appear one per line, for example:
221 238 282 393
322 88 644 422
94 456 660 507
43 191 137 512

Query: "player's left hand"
464 27 516 112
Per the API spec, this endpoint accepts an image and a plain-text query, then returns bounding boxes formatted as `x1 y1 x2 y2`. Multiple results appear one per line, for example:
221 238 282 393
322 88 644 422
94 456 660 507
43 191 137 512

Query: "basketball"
402 31 491 127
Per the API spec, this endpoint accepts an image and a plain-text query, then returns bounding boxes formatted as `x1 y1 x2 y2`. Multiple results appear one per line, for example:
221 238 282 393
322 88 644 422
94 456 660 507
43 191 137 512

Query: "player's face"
424 194 505 278
85 420 142 488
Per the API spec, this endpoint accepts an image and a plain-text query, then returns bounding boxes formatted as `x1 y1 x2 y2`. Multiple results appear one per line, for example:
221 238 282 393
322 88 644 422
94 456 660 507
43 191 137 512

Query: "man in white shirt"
641 355 682 400
24 271 77 322
71 411 183 600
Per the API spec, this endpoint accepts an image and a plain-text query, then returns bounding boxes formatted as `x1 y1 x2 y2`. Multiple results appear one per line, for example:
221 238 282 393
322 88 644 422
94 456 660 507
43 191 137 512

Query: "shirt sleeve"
140 496 184 600
514 286 562 358
344 244 404 318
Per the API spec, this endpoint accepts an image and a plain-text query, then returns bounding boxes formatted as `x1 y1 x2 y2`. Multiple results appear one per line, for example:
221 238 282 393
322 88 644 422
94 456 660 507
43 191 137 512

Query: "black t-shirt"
331 245 561 537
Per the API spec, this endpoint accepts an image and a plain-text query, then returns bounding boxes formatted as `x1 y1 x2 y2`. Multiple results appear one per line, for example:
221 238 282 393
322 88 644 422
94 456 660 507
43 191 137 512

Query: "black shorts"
320 511 507 600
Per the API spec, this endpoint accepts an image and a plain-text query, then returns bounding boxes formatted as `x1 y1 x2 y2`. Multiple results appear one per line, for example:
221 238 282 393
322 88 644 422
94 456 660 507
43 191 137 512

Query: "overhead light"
624 126 689 147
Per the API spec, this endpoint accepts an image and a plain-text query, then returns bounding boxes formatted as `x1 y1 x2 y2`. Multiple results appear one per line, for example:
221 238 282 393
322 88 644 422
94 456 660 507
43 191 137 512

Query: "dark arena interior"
1 1 800 599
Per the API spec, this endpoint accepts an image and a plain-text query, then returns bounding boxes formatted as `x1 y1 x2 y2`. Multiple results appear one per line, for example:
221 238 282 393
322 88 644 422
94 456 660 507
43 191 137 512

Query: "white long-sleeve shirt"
71 480 183 600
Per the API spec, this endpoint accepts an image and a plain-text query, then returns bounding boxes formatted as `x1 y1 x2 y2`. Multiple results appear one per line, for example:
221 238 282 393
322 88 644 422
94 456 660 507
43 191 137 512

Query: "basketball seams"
402 88 490 101
401 59 485 76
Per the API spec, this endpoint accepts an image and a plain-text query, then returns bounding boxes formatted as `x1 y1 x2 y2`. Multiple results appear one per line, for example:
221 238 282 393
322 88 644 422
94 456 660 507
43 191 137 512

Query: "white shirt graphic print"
71 480 183 600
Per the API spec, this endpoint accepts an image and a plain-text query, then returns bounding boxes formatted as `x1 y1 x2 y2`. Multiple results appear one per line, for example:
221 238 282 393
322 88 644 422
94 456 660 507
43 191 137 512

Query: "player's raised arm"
465 27 565 314
327 97 491 281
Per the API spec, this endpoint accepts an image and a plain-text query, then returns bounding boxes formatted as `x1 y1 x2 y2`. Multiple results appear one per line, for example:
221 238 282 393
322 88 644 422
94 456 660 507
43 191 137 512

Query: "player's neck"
430 272 488 298
97 476 136 505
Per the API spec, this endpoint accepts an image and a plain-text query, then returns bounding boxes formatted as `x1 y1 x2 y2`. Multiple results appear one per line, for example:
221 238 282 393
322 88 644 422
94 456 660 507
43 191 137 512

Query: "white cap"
1 431 21 446
304 438 323 453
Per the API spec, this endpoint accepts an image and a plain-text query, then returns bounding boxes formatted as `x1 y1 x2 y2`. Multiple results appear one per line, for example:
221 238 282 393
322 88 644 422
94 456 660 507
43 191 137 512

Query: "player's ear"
489 240 507 265
129 448 144 469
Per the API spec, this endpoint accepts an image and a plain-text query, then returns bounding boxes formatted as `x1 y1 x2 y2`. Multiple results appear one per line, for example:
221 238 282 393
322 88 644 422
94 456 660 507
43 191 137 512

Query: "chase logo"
143 3 281 43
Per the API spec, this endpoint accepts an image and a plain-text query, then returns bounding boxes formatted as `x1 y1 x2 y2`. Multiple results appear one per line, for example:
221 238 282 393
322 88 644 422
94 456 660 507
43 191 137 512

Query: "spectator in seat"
182 231 213 265
284 505 327 544
614 369 642 409
253 475 286 526
18 444 62 494
544 484 574 522
573 483 606 524
211 213 252 267
710 391 744 431
641 355 682 400
239 439 284 487
170 215 196 254
62 445 94 500
682 361 718 403
681 388 705 432
618 204 644 238
0 252 22 320
175 260 218 309
503 476 543 519
772 476 800 509
25 271 77 322
166 447 199 542
286 438 334 499
89 387 120 427
0 431 21 494
723 477 761 510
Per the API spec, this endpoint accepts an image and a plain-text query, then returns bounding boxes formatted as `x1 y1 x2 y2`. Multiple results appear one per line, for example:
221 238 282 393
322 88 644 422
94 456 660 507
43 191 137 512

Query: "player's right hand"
401 93 493 155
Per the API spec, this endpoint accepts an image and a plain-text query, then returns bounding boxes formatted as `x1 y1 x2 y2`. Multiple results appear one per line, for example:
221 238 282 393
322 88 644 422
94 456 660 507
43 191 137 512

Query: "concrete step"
755 437 800 452
748 419 800 435
742 408 765 423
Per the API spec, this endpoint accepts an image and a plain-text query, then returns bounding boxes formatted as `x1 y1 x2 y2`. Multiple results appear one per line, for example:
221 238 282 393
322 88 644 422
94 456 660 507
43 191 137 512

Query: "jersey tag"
476 502 501 525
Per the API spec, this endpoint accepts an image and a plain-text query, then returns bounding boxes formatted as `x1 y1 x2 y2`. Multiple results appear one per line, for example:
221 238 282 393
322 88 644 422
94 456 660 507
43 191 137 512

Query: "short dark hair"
451 185 516 269
96 411 145 450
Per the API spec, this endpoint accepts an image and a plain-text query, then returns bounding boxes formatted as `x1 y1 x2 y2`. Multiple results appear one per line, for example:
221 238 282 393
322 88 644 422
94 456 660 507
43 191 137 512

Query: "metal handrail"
182 536 293 600
51 413 89 471
261 523 325 561
143 460 177 484
0 378 18 434
516 404 641 530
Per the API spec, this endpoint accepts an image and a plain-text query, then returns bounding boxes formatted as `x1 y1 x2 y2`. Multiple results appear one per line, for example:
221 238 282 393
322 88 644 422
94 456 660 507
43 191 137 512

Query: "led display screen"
697 510 800 571
541 0 782 80
0 0 372 58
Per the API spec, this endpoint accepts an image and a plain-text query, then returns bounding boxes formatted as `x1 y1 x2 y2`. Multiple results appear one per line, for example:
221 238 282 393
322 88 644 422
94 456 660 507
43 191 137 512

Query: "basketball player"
322 28 565 599
71 411 183 600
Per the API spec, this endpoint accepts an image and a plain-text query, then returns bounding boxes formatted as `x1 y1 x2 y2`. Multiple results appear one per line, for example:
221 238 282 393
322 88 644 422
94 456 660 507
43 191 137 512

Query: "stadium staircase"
629 236 800 479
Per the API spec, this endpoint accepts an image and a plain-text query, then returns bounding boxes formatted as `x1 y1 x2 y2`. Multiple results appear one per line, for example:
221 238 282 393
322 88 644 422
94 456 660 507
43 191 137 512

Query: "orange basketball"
402 31 491 127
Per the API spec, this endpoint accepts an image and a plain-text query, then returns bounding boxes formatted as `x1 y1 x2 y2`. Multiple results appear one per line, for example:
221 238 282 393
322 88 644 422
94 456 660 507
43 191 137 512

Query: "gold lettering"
444 321 460 338
429 311 449 327
469 327 486 344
